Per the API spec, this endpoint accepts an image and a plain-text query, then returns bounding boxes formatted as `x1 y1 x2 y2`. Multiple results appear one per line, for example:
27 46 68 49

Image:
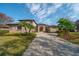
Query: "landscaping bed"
0 33 36 56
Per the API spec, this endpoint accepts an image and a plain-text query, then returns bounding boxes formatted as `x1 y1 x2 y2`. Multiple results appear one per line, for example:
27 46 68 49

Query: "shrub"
0 30 9 35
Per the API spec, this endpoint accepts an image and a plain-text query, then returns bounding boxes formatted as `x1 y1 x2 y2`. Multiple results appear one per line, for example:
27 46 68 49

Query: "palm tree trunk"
29 30 31 33
25 27 27 34
63 30 70 40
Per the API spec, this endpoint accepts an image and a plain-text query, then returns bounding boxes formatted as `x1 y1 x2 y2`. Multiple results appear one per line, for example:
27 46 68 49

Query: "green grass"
68 32 79 44
0 36 20 45
0 33 36 56
58 32 79 45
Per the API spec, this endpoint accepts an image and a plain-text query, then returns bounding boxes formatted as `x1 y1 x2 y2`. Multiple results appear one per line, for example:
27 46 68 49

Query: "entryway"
37 25 46 32
39 26 44 31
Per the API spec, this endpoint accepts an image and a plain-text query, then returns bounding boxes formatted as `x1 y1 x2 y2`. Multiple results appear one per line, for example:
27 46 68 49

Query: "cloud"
25 3 64 25
26 3 63 19
66 4 79 21
72 4 79 13
26 3 79 25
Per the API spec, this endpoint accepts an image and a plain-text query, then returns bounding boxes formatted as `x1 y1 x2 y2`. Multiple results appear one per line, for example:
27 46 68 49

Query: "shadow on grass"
0 33 36 56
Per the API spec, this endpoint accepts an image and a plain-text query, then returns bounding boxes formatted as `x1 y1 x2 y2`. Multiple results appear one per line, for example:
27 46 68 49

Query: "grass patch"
68 32 79 44
0 33 36 56
58 32 79 45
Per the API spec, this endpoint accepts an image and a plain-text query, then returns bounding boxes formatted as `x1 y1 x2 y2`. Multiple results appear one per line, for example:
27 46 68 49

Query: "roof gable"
19 19 37 25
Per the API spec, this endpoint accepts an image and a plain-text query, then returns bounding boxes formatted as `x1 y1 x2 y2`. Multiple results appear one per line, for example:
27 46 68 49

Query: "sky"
0 3 79 25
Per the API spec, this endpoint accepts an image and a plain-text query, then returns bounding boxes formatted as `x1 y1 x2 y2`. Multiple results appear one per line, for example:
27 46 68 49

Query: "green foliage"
0 13 13 24
26 23 35 30
19 21 27 30
57 18 77 40
26 23 35 33
58 18 76 31
18 21 35 33
0 30 9 35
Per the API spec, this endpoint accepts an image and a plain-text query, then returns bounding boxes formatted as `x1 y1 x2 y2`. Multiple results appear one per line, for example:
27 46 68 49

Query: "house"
46 25 58 33
0 19 58 33
0 24 10 30
19 19 37 33
7 23 19 33
7 19 37 33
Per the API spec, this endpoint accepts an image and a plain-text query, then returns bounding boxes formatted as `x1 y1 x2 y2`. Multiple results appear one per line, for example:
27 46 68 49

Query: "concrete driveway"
23 32 79 56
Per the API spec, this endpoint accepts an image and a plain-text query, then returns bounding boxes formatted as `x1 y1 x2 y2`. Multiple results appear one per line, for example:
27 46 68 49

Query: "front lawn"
68 32 79 44
0 33 36 56
58 32 79 45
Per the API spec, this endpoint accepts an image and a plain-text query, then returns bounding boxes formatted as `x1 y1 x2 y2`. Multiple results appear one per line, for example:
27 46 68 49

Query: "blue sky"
0 3 79 25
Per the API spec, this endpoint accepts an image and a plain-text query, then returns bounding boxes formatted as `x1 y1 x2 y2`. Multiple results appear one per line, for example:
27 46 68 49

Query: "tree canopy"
19 21 35 33
58 18 76 30
0 13 13 24
57 18 77 40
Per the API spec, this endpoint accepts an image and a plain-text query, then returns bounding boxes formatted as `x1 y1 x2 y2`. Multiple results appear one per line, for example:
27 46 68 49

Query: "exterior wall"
0 25 58 33
21 27 35 33
0 28 9 30
32 21 37 27
25 21 32 24
25 21 36 32
9 21 37 33
49 27 58 32
9 26 18 33
0 21 58 33
25 21 36 27
21 27 26 33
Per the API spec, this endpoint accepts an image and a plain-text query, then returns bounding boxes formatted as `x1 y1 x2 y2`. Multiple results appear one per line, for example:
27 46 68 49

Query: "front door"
39 26 44 31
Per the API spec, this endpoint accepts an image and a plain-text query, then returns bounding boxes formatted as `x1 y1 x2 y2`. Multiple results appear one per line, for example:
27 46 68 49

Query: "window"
17 26 22 30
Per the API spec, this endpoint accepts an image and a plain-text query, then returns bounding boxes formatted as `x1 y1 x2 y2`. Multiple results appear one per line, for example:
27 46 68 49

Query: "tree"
19 21 28 33
26 23 35 33
19 21 35 33
0 13 13 24
57 18 76 40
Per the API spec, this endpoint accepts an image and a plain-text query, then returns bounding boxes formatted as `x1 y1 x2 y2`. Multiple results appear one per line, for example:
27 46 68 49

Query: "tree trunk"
29 30 31 34
25 27 27 34
63 30 70 40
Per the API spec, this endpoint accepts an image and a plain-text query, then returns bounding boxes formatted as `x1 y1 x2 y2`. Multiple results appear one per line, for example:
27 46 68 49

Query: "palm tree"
26 23 35 33
19 21 35 33
58 18 76 40
19 21 28 34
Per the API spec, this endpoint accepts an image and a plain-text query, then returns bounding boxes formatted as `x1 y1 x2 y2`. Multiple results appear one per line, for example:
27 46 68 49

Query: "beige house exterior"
6 20 37 33
19 20 37 33
7 24 20 33
0 19 58 33
0 24 10 30
47 26 58 33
